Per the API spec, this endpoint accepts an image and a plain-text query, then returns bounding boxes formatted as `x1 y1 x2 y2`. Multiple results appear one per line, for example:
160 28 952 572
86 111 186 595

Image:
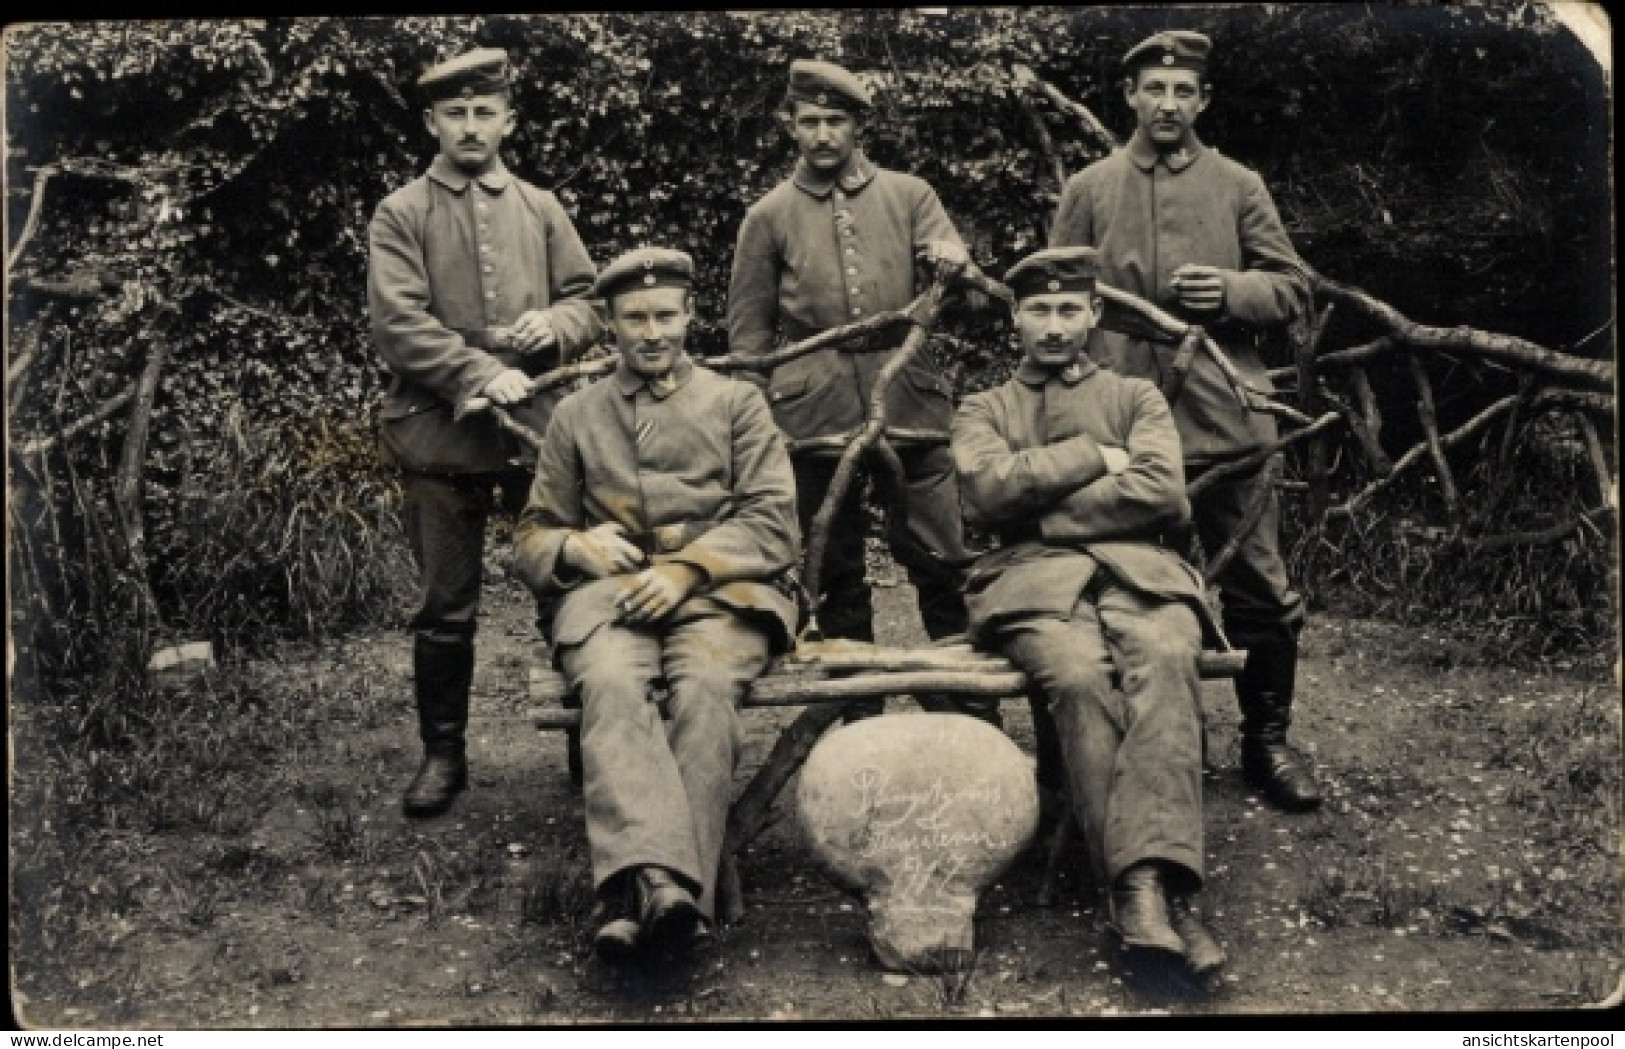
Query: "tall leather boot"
1234 628 1321 813
402 635 472 819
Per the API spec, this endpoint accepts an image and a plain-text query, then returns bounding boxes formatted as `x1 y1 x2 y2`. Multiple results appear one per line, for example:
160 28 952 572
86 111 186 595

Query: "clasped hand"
561 523 702 625
1169 264 1226 313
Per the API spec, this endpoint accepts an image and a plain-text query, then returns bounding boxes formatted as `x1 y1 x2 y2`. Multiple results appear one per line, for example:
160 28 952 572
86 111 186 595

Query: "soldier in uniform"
1050 31 1322 812
368 48 602 819
513 248 800 962
728 59 995 723
952 247 1224 975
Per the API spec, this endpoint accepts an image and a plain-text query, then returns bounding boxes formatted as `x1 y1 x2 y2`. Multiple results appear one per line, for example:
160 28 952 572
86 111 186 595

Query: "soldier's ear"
422 106 437 135
1197 83 1213 114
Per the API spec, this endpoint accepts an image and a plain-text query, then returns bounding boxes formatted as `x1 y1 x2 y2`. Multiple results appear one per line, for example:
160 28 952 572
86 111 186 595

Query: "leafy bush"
5 8 1613 673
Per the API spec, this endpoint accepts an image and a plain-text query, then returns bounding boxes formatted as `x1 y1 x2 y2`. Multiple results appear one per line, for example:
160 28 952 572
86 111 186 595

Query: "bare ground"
10 559 1622 1026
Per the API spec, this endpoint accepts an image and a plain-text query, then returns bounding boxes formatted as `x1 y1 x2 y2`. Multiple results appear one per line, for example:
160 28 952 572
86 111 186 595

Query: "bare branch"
1310 269 1613 390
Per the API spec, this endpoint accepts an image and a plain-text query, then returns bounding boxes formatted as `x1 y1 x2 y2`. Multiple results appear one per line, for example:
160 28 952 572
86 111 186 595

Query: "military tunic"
952 357 1212 887
727 150 972 645
368 155 601 642
513 356 800 915
1051 130 1306 643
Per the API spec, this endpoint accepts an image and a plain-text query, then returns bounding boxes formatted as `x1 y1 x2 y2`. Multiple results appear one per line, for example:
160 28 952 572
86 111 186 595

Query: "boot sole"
642 894 703 950
593 920 643 965
401 779 467 819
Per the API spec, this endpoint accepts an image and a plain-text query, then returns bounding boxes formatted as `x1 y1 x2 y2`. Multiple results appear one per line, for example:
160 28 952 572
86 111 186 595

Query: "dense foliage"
5 7 1614 672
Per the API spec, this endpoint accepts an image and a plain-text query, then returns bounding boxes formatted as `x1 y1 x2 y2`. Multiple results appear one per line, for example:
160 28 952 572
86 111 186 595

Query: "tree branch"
1309 269 1613 390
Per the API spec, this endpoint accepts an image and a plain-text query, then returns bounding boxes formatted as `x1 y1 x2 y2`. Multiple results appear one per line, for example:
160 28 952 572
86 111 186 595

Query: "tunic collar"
1015 355 1097 388
1126 129 1206 174
427 154 514 194
612 352 695 400
792 149 878 199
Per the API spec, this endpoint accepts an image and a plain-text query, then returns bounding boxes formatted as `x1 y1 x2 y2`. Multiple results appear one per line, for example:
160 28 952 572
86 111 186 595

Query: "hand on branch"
919 239 969 281
562 522 647 579
615 563 705 625
480 367 533 406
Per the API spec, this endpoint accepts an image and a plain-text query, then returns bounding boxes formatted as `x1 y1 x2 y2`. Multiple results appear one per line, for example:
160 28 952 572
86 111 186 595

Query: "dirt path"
12 563 1621 1025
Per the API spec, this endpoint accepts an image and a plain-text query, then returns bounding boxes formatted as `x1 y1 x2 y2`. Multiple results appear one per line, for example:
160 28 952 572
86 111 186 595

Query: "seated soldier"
513 247 801 962
950 247 1224 975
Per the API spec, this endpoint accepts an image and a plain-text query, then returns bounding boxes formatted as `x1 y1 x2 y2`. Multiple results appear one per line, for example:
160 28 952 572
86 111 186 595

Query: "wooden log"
529 649 1248 717
750 669 1031 704
1333 394 1521 518
1295 301 1335 520
782 644 1014 674
17 389 138 456
1186 411 1343 500
1267 337 1398 382
1010 63 1121 152
1348 366 1393 475
7 165 56 273
455 356 618 418
1574 412 1615 510
802 279 949 635
487 405 547 453
1309 270 1613 390
701 307 920 375
1531 388 1614 415
113 308 175 626
727 704 846 847
1203 458 1281 586
789 427 948 456
1405 354 1462 521
1456 505 1613 554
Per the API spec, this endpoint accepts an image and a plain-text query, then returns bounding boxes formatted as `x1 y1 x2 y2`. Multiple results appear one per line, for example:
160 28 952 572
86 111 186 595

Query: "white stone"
796 713 1039 972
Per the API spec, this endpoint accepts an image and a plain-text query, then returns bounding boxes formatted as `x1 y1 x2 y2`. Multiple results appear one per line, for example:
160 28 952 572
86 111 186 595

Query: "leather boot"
1109 862 1184 956
1234 628 1322 813
1168 895 1226 977
402 636 472 819
591 874 642 964
635 866 701 950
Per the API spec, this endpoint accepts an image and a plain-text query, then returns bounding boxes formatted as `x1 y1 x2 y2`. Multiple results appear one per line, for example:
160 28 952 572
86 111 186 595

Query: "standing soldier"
1050 31 1322 812
514 248 801 961
368 48 601 819
728 59 990 723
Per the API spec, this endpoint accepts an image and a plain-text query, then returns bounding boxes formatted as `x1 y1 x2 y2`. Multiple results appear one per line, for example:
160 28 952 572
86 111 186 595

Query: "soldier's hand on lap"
563 523 646 579
481 368 533 406
615 563 704 624
1101 446 1131 475
509 310 558 355
1169 264 1226 313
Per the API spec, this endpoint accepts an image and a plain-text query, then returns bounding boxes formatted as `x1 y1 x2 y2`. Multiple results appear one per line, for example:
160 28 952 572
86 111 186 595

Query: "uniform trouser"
999 580 1205 892
792 445 971 643
401 470 534 644
1185 456 1305 648
557 611 772 920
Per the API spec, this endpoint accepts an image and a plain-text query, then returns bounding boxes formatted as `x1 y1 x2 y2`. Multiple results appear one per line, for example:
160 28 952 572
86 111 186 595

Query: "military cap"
1122 30 1211 74
1004 247 1101 300
593 246 695 301
418 48 512 102
785 59 873 113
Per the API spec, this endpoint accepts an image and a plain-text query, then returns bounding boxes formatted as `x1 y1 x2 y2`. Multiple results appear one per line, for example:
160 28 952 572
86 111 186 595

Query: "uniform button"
834 191 845 201
845 247 856 256
851 307 862 316
850 286 860 295
485 291 496 300
480 244 490 253
476 201 489 210
483 264 494 274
